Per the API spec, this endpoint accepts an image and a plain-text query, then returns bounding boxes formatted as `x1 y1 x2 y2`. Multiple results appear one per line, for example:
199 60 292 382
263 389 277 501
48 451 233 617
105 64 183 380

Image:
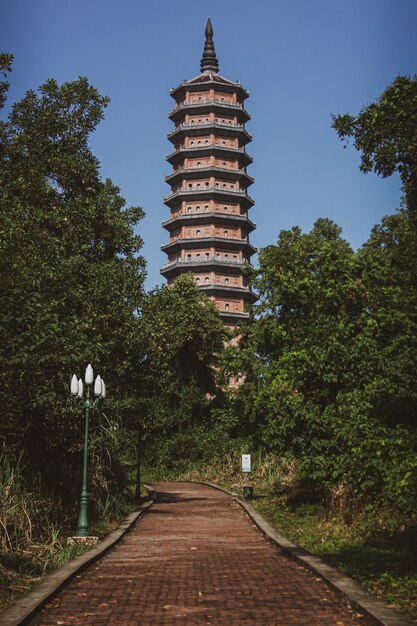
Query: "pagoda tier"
160 19 257 327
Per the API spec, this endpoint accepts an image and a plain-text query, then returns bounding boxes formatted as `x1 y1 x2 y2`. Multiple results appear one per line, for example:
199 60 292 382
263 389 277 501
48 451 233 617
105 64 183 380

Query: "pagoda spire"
200 18 219 74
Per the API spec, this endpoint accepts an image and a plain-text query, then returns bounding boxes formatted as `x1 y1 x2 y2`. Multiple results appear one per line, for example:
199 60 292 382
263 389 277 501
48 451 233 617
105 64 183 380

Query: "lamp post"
70 363 106 538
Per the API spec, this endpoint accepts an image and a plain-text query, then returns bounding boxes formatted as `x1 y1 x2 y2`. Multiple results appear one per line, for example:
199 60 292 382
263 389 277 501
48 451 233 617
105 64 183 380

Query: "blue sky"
2 0 416 289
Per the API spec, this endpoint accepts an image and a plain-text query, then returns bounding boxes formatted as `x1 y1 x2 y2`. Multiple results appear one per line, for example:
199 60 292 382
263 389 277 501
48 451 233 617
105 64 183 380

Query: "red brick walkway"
31 482 366 625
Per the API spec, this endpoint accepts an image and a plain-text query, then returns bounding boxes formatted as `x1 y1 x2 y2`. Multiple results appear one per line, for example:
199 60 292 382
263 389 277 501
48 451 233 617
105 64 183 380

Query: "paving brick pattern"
30 482 366 625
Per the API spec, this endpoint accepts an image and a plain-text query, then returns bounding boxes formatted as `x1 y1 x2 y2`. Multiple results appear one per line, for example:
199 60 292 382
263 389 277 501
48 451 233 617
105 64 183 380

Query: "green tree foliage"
0 58 146 506
222 216 417 512
331 77 417 509
217 77 417 514
332 75 417 214
358 210 417 426
223 219 361 467
138 274 227 471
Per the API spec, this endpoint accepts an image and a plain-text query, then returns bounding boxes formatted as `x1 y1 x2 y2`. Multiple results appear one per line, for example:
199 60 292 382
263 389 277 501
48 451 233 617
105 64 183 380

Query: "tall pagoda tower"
160 19 257 327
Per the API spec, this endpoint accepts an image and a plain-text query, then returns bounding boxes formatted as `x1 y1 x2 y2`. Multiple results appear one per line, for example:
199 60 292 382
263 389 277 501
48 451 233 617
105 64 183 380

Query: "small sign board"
241 454 251 473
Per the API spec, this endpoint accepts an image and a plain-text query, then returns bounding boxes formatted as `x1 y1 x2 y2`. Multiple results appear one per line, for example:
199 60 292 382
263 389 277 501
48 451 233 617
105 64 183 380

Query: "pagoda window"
222 183 226 188
205 252 209 258
197 140 201 145
224 230 228 236
187 206 192 213
225 278 229 285
196 253 201 257
225 303 230 310
196 206 200 213
205 277 209 284
224 206 228 212
204 205 209 211
205 139 209 144
195 277 200 284
190 140 194 145
196 229 201 235
188 183 192 189
197 161 201 166
187 253 191 258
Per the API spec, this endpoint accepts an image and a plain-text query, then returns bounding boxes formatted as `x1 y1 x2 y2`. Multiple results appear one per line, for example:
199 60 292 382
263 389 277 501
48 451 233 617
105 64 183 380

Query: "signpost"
241 454 253 499
242 454 251 473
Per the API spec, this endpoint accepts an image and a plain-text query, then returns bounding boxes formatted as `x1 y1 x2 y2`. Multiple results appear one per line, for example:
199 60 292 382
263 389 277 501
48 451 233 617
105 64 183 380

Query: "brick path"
31 482 366 625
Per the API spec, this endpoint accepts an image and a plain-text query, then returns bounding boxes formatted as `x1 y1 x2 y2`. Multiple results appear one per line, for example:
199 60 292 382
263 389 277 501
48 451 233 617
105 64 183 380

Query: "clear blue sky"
2 0 416 289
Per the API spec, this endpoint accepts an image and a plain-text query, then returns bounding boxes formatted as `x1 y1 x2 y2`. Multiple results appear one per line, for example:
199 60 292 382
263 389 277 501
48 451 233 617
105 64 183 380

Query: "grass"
0 480 140 615
0 444 146 613
251 496 417 621
0 538 89 610
0 500 139 613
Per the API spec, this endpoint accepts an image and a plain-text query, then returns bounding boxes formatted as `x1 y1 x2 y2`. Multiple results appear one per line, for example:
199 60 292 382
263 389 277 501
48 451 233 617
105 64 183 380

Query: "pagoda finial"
200 18 219 74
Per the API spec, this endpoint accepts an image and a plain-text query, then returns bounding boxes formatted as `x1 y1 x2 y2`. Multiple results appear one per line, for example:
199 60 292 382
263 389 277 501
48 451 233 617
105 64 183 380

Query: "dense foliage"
332 75 417 215
220 75 417 514
0 55 146 513
221 213 417 511
137 274 227 474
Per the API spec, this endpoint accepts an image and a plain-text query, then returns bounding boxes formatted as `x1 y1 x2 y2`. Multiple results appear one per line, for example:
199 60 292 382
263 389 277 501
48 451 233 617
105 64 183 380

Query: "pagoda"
160 19 257 327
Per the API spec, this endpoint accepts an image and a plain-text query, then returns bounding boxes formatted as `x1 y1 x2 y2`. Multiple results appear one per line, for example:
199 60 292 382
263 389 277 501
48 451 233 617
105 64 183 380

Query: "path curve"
30 482 366 625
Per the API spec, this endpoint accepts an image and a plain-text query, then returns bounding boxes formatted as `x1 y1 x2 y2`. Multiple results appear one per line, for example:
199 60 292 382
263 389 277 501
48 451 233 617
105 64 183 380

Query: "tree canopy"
137 274 227 471
0 57 146 504
332 75 417 215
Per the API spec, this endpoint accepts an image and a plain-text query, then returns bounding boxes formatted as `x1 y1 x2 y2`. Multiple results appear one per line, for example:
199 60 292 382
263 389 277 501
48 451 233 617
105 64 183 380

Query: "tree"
332 78 417 508
0 59 146 507
220 215 417 510
222 219 362 471
356 209 417 427
137 274 227 472
332 75 417 215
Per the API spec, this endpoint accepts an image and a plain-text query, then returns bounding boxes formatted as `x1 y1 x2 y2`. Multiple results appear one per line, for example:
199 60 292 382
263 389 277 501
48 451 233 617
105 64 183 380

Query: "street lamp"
70 363 106 538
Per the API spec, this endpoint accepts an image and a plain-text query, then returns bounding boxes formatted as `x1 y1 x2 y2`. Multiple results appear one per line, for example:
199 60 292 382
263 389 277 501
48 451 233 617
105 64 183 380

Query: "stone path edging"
196 480 415 626
0 489 155 626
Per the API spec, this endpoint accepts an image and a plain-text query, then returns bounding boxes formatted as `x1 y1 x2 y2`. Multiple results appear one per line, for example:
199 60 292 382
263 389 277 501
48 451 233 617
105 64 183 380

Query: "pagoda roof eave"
170 74 249 101
162 212 256 233
167 123 252 146
161 236 257 255
165 166 254 187
163 188 255 209
160 257 249 278
166 145 253 167
199 284 258 303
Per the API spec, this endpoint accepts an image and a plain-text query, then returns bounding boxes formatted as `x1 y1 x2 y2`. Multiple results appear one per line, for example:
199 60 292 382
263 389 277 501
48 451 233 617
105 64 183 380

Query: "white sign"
241 454 251 473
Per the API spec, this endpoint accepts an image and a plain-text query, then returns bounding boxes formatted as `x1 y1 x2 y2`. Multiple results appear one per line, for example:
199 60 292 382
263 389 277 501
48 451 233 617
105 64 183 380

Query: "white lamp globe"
94 375 102 397
70 374 79 396
77 379 84 398
85 363 94 385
